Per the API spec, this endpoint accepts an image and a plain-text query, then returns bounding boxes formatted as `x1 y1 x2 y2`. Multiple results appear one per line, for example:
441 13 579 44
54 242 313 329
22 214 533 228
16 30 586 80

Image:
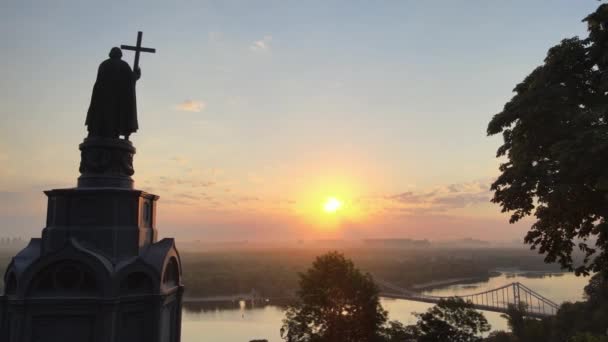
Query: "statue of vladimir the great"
85 47 140 139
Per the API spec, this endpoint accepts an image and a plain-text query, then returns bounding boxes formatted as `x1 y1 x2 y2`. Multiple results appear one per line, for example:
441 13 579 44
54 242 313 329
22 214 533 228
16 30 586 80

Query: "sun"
323 197 343 213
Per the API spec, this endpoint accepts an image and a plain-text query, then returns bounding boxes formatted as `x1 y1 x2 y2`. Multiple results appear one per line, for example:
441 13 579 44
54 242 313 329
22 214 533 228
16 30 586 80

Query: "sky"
0 1 600 242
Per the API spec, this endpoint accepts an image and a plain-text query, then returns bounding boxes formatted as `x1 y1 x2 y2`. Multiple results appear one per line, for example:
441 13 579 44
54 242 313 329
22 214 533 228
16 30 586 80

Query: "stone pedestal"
0 137 184 342
42 188 158 262
78 137 136 189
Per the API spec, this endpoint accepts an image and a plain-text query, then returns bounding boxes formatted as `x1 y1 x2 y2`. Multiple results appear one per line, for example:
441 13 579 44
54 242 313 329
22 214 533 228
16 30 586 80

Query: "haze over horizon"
0 1 598 242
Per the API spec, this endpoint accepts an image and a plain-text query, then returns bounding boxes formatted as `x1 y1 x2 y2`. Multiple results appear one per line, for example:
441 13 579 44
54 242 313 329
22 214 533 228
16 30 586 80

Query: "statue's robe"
86 57 138 137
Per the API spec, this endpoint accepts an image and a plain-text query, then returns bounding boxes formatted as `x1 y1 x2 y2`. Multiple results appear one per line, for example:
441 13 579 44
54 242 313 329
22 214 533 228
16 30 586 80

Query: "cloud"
158 176 215 188
433 193 489 208
389 191 436 204
237 196 260 202
384 179 493 214
179 192 200 201
250 35 272 52
170 156 189 166
175 100 206 112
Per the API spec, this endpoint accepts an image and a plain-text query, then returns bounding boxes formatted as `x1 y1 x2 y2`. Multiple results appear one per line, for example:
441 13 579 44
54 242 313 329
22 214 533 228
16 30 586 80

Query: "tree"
483 331 516 342
407 297 491 342
280 251 388 342
487 4 608 275
501 303 527 340
570 333 608 342
379 320 418 342
583 271 608 304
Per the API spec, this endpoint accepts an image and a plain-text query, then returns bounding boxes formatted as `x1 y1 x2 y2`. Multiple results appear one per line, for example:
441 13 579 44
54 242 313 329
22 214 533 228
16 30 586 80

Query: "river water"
181 271 590 341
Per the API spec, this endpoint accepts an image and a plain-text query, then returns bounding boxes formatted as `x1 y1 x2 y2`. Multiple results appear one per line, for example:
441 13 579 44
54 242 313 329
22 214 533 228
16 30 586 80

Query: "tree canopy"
408 297 490 342
280 251 388 342
488 4 608 274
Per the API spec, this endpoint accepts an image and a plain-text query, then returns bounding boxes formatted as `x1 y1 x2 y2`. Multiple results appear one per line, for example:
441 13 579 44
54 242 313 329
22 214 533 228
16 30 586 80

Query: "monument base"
78 137 136 189
0 238 183 342
0 186 183 342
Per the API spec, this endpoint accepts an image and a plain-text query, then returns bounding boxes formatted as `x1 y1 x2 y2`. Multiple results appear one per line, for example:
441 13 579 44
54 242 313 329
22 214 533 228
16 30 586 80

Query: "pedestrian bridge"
377 280 560 318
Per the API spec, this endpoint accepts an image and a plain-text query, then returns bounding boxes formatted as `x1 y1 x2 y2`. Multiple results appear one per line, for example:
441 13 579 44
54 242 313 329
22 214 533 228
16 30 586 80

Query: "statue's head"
109 47 123 59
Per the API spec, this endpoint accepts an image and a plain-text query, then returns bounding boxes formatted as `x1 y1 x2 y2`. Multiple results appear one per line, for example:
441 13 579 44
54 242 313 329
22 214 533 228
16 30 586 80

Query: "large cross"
121 31 156 71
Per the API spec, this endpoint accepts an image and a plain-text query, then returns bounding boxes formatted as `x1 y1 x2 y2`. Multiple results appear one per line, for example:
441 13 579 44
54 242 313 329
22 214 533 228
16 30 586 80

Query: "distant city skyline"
0 1 598 241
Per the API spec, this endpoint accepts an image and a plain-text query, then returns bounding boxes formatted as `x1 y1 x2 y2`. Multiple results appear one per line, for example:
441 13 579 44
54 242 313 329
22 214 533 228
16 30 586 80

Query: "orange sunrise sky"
0 1 597 242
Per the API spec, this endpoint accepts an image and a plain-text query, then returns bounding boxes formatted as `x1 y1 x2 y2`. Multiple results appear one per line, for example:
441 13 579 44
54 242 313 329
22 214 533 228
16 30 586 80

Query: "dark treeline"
0 246 565 297
0 237 25 248
178 247 560 298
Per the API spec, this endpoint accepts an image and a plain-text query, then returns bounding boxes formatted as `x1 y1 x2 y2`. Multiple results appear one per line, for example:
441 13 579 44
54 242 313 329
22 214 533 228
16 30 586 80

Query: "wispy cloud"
158 176 216 188
250 35 272 52
170 156 189 166
175 100 206 112
237 196 260 202
383 179 493 215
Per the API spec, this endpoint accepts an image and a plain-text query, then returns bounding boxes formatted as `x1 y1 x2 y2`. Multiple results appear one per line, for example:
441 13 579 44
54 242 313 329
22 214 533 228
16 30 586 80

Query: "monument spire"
1 33 184 342
81 31 158 188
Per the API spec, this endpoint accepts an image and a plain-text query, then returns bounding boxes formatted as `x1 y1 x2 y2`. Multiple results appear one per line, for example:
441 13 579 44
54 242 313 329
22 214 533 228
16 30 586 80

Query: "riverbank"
410 271 500 290
184 294 258 303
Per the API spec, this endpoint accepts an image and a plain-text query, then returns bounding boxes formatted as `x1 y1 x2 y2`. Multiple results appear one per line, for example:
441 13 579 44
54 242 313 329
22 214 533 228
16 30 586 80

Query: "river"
181 271 590 341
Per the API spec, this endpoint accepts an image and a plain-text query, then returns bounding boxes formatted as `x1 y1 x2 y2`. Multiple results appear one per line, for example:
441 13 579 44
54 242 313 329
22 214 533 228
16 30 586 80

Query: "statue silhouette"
85 47 140 139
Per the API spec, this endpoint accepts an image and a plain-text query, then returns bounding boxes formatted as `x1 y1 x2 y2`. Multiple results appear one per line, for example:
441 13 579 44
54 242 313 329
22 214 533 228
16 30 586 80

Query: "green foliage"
569 333 608 342
379 320 418 342
280 251 388 342
484 331 517 342
179 250 304 298
407 297 491 342
553 301 592 340
553 272 608 340
518 318 552 342
584 272 608 304
556 296 608 339
501 303 527 340
487 4 608 275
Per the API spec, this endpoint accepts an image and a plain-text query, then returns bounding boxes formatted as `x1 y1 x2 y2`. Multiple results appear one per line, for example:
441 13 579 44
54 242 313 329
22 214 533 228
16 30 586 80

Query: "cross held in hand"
121 31 156 72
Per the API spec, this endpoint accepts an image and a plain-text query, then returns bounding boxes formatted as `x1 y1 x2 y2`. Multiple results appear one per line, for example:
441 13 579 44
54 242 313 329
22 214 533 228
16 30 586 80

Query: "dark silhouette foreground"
488 3 608 275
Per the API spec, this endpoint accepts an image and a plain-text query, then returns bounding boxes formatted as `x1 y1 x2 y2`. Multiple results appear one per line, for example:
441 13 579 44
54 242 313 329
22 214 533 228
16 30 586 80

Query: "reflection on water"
182 301 286 342
181 272 589 342
184 300 266 313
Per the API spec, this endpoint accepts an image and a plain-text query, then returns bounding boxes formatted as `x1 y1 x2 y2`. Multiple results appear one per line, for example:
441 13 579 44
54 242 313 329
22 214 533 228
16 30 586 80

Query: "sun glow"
323 197 343 213
289 173 370 233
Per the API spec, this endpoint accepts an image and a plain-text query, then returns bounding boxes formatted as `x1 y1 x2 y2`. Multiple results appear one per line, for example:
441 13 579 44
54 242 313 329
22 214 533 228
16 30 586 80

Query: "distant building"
0 237 26 249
